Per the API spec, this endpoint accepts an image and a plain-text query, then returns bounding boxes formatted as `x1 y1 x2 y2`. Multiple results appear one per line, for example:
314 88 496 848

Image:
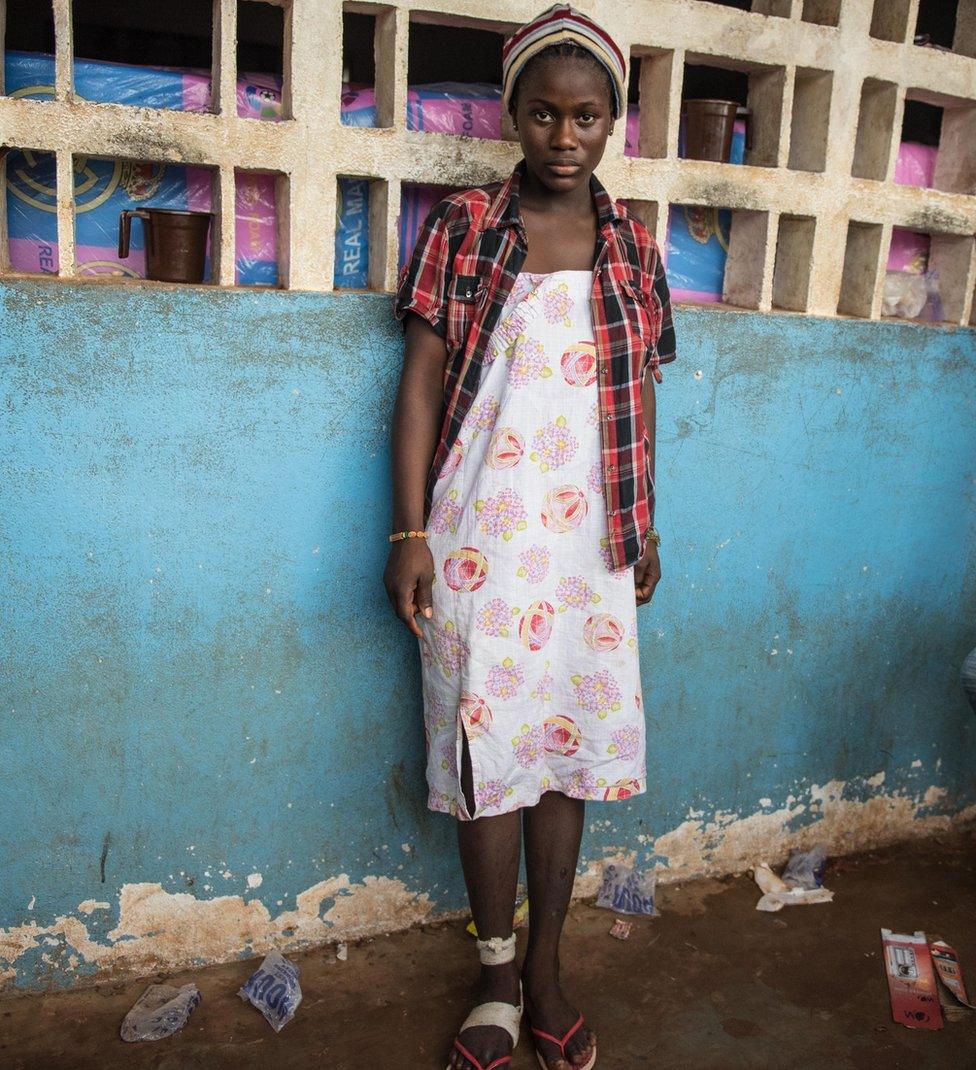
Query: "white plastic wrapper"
120 983 202 1042
237 949 302 1032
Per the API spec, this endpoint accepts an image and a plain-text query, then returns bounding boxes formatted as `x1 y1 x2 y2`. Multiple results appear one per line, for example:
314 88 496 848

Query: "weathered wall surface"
1 279 974 994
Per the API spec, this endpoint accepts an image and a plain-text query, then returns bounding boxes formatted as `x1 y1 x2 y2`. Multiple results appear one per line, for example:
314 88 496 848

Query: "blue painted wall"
1 280 974 992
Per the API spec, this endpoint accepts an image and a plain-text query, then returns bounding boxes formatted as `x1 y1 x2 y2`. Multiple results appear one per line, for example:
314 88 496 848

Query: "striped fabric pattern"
501 3 627 118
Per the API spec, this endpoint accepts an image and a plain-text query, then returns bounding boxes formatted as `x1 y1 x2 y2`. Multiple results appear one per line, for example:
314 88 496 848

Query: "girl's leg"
522 791 597 1069
449 733 523 1070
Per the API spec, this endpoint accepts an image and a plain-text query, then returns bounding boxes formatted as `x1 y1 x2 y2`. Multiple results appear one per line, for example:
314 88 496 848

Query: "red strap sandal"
531 1012 597 1070
451 1036 515 1070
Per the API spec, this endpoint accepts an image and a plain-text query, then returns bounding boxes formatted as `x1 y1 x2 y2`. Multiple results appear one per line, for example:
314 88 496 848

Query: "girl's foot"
448 959 522 1070
522 969 596 1070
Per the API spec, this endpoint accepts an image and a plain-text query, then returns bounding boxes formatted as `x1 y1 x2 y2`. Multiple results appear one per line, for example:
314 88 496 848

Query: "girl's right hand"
383 538 435 638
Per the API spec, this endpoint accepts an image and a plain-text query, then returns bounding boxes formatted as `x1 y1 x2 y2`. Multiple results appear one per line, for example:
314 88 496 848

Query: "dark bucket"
682 99 751 162
118 208 213 283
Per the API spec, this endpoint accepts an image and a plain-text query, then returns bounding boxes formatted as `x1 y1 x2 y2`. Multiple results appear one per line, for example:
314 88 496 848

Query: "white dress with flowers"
418 269 646 820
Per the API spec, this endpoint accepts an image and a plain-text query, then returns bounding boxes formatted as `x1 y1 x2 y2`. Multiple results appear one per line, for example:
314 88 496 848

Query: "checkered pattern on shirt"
393 159 676 571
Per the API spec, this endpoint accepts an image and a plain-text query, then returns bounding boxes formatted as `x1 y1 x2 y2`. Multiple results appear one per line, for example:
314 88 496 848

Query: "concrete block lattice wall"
0 0 975 316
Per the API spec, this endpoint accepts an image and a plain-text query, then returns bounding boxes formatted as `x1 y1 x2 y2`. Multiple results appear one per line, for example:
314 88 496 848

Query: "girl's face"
511 55 614 195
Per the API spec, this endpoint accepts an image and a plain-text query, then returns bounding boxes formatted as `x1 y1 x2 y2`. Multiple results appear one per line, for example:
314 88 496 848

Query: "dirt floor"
2 832 975 1070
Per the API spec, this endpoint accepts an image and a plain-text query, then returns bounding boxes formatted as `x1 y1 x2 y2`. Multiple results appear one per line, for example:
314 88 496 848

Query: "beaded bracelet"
389 530 428 542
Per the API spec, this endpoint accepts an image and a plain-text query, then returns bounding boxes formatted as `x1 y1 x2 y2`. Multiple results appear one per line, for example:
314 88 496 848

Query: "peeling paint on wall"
2 771 973 994
574 773 976 895
0 874 434 992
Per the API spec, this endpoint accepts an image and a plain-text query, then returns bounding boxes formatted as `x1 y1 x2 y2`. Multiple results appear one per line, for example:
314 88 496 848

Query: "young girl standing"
385 6 676 1068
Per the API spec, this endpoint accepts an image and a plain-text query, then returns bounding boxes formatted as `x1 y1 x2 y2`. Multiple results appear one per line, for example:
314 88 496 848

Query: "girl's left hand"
634 541 661 606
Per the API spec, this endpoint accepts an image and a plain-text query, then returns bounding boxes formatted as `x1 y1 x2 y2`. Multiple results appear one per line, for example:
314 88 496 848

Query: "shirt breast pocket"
446 273 487 353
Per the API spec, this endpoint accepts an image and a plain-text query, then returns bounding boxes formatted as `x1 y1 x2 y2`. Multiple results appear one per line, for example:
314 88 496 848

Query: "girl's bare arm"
634 366 661 605
384 313 448 637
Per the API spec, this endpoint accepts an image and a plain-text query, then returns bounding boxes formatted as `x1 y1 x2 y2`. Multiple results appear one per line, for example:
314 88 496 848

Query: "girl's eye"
533 109 553 122
578 113 596 125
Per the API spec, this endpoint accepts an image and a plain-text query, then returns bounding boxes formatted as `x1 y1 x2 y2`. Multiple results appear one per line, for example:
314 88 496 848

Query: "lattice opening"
772 214 816 312
235 169 286 287
3 147 59 275
751 0 792 14
682 56 785 167
838 221 884 318
335 175 372 290
238 1 284 82
914 0 959 51
74 155 220 283
666 203 768 310
884 226 975 324
690 0 791 11
406 15 508 137
397 182 465 279
852 78 898 181
620 200 659 239
71 0 213 98
870 0 913 43
801 0 841 28
342 4 398 130
904 90 976 196
789 67 832 173
4 0 55 65
627 49 676 160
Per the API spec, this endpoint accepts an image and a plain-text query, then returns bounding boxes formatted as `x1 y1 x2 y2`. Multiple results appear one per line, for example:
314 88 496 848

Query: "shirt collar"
481 158 623 234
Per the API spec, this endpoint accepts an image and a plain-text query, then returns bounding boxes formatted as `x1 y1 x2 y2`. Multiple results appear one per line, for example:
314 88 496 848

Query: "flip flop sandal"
446 933 523 1070
530 1012 597 1070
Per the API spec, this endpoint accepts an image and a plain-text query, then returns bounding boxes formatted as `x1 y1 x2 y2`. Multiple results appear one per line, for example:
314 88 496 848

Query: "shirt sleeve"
651 250 677 366
392 201 453 338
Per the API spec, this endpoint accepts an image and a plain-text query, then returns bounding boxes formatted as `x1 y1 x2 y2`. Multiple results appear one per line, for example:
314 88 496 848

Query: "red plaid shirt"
393 159 676 571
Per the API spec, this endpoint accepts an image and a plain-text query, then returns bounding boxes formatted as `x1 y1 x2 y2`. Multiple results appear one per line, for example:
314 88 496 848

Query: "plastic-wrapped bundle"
884 225 943 321
888 226 930 275
341 82 503 139
894 140 937 189
335 177 371 289
397 184 465 277
4 51 281 284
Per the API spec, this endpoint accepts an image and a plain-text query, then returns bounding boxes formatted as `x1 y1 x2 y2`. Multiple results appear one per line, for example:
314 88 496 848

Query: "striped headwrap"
501 3 627 119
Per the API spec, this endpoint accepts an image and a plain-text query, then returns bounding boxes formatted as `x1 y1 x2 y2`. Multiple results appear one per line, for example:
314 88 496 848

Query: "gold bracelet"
646 527 661 546
389 530 428 542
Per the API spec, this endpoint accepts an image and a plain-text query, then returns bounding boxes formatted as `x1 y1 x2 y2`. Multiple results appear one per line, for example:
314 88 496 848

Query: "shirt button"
604 413 613 422
607 464 616 473
609 508 617 516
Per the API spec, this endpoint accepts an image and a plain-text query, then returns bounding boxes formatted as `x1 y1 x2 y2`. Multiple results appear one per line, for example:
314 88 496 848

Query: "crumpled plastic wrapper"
237 949 302 1032
120 983 202 1042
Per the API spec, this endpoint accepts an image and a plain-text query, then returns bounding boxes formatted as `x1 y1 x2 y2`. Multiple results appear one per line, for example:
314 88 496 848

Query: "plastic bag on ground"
120 983 202 1042
595 863 658 916
782 844 827 889
237 949 302 1032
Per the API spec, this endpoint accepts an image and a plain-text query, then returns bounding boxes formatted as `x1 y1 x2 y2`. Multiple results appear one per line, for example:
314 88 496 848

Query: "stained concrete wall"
1 278 974 994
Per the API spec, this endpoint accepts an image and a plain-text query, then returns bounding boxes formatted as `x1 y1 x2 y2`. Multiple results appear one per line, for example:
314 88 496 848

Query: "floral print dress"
418 269 646 820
